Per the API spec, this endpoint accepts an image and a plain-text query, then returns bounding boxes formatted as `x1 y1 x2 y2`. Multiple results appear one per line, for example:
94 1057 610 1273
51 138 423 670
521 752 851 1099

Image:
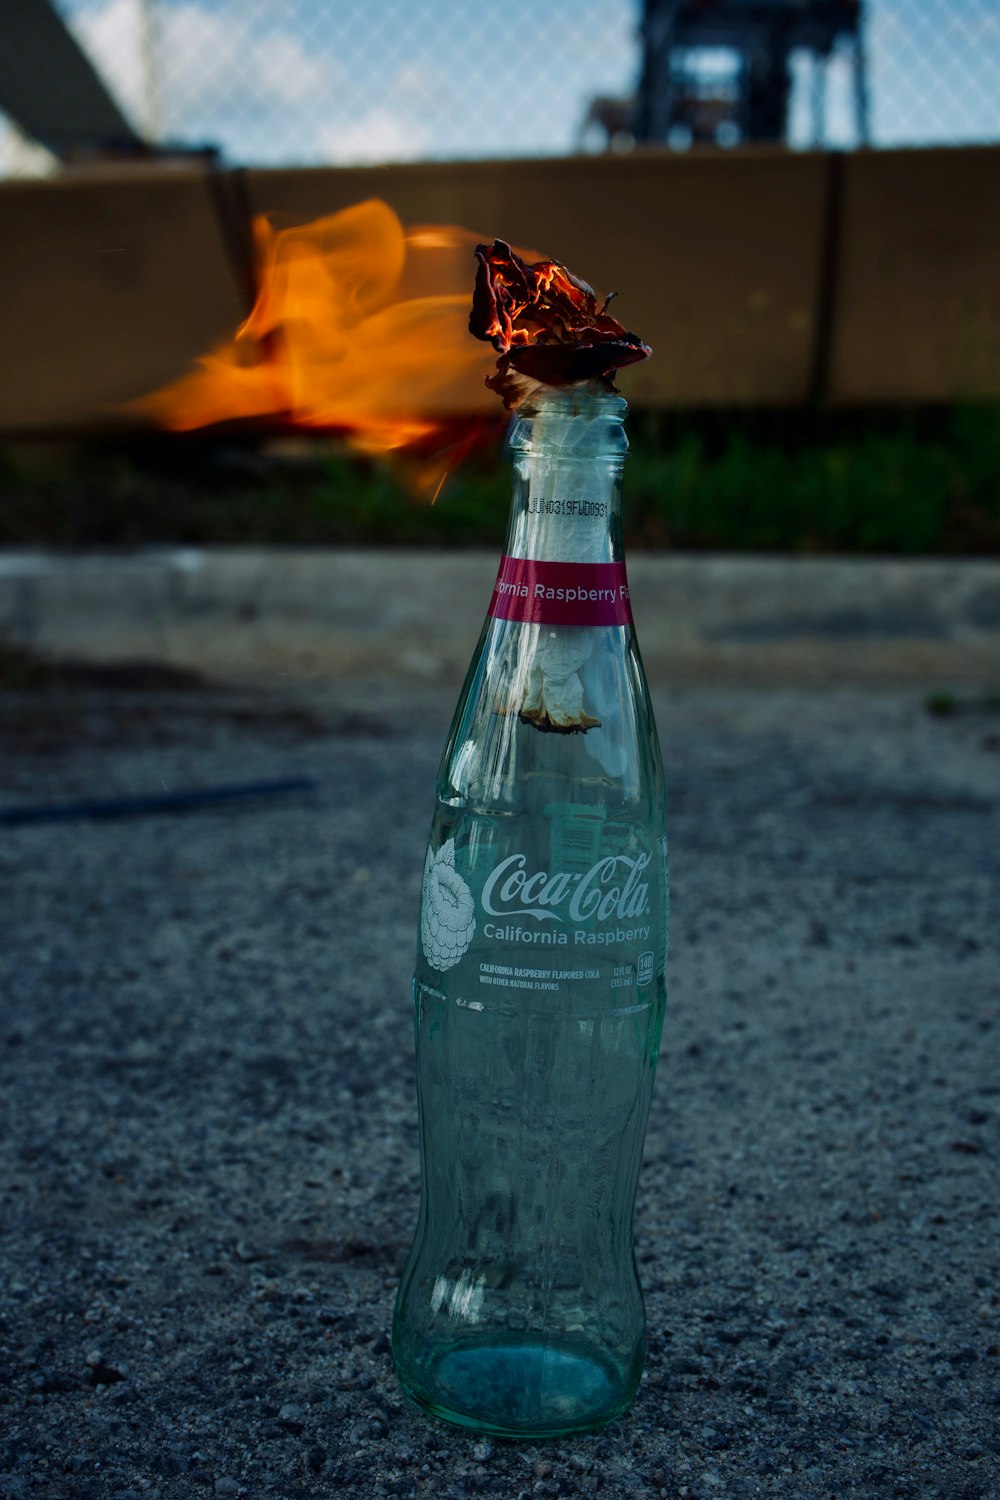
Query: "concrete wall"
242 151 827 410
1 146 997 433
3 548 998 686
0 165 249 433
831 147 1000 402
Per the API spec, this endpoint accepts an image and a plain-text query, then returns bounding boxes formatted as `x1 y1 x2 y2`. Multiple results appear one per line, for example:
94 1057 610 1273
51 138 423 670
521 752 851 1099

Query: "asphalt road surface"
1 663 997 1500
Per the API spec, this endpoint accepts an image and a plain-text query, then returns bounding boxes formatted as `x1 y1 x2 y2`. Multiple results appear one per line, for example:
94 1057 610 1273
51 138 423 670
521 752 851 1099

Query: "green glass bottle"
392 388 668 1437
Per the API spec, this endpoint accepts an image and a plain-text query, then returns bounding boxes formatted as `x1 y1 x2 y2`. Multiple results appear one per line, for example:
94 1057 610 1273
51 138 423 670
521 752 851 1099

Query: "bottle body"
392 392 668 1437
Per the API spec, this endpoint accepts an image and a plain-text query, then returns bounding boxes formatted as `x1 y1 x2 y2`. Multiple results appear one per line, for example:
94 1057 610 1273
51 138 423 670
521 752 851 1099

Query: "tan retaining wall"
1 146 997 432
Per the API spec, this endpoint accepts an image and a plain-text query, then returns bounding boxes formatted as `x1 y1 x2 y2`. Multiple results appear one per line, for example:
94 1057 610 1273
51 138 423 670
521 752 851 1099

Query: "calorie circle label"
488 556 634 628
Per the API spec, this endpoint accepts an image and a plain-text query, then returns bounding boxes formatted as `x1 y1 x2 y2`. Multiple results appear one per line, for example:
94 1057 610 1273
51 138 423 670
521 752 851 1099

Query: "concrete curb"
1 548 998 686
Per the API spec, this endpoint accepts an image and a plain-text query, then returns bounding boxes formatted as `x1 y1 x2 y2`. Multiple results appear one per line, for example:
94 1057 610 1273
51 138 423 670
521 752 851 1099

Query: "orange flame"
134 199 504 494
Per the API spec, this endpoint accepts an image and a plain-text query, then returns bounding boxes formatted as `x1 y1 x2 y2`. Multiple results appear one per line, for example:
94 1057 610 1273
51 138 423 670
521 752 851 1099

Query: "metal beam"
0 0 144 159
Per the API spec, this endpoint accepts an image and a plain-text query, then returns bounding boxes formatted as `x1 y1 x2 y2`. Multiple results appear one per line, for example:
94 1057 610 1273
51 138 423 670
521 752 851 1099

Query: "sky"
3 0 1000 173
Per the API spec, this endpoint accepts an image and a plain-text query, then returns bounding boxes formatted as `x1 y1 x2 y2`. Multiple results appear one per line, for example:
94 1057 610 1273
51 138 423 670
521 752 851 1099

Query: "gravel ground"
1 664 998 1500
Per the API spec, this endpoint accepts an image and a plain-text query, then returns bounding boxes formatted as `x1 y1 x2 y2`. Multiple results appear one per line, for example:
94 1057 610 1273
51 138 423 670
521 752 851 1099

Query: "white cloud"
160 3 337 113
253 31 334 108
320 107 432 165
62 0 338 139
392 63 444 105
67 0 148 128
0 114 58 177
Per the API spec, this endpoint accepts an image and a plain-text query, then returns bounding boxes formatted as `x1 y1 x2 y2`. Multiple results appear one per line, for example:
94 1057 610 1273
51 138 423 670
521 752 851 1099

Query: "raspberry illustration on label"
420 838 476 972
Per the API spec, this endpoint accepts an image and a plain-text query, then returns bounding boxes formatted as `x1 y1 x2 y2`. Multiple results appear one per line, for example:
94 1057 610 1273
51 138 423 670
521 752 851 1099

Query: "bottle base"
394 1336 635 1439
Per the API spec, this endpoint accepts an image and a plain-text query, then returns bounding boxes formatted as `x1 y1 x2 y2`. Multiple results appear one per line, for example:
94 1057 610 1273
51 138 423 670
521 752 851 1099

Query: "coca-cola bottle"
392 386 668 1437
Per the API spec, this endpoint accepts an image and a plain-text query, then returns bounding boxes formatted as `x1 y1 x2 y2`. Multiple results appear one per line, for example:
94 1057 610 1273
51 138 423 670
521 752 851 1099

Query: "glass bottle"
392 387 668 1438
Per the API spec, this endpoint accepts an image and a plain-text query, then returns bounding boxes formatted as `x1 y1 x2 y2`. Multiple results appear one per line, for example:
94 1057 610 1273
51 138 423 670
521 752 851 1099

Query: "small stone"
472 1439 493 1462
278 1402 305 1433
214 1480 240 1497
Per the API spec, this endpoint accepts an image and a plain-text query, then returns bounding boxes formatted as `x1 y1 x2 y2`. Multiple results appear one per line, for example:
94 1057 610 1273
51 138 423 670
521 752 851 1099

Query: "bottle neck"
502 391 628 566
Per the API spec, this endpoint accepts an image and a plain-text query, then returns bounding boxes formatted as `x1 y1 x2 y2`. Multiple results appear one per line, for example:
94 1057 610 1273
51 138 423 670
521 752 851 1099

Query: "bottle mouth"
518 386 628 419
506 386 629 460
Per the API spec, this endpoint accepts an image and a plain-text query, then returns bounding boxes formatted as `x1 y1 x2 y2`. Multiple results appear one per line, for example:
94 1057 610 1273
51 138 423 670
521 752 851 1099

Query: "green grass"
1 405 998 553
623 405 1000 553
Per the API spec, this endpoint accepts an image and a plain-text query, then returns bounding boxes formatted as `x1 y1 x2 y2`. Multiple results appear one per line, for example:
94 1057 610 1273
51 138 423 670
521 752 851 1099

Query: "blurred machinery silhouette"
586 0 869 149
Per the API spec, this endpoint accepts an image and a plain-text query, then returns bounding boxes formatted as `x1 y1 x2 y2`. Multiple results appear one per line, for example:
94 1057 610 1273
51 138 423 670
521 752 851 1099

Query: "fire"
134 198 503 494
469 240 651 407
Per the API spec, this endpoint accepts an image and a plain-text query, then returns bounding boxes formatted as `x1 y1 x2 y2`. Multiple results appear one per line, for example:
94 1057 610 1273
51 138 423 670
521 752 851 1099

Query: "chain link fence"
2 0 1000 175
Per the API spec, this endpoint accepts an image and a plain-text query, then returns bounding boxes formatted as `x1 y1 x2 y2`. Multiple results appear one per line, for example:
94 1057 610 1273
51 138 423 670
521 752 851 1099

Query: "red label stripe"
488 556 633 628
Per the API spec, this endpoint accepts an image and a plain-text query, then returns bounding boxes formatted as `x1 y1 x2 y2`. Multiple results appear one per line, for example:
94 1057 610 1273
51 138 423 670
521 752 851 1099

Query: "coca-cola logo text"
482 852 651 925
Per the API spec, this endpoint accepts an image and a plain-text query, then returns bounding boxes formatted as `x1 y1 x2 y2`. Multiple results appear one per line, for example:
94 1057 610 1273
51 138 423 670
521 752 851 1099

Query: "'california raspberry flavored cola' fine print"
392 242 669 1437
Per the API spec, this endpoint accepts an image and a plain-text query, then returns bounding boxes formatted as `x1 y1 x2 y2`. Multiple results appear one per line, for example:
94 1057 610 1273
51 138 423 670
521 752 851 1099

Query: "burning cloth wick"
520 632 601 733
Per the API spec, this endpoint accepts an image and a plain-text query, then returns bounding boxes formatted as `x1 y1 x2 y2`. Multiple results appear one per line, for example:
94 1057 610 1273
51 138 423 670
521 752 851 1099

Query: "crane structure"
631 0 870 148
